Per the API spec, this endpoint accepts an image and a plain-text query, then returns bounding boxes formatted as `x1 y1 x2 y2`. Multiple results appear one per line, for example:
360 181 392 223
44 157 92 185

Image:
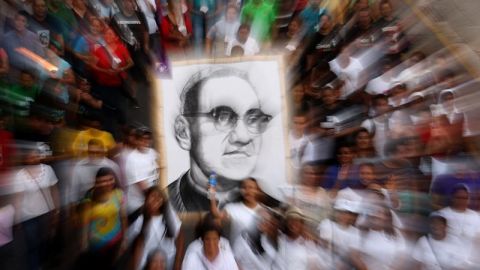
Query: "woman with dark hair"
353 128 377 161
143 249 167 270
412 213 471 270
435 185 480 250
182 216 238 270
129 186 182 270
210 178 264 244
77 167 127 269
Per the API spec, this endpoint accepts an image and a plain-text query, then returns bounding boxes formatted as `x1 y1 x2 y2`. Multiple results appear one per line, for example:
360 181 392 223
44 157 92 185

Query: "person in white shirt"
124 127 159 220
412 213 471 270
210 178 264 245
350 204 409 270
272 207 331 270
206 4 241 56
68 138 120 205
182 220 239 270
288 114 308 183
11 147 60 270
225 24 260 56
318 196 361 268
129 187 182 270
233 207 279 270
435 185 480 251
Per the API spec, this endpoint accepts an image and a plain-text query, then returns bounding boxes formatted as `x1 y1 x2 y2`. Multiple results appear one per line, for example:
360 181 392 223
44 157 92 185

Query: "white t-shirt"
12 164 58 223
329 57 364 98
224 202 261 244
366 75 393 95
233 233 276 270
359 230 408 270
136 0 159 34
435 207 480 242
125 148 159 213
318 219 361 256
0 204 15 246
272 234 331 270
69 157 120 204
128 212 182 270
225 37 260 56
182 237 239 270
412 235 469 270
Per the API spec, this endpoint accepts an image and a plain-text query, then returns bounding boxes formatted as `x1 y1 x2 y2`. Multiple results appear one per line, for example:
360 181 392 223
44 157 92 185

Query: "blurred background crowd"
1 0 480 269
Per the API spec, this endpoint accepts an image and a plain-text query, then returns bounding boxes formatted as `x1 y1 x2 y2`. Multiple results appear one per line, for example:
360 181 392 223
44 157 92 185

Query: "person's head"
319 14 332 32
354 0 369 11
321 85 339 107
144 186 167 216
144 249 166 270
19 70 36 88
359 163 375 186
257 208 280 238
77 77 91 92
230 45 244 57
309 0 322 9
429 214 447 240
88 16 104 35
94 167 117 194
355 128 372 150
285 207 305 239
135 127 152 150
121 0 136 14
14 11 29 33
337 143 355 165
334 199 359 227
357 8 372 29
301 163 322 187
87 139 106 159
104 27 119 44
237 24 251 43
450 185 470 211
33 0 48 21
200 223 223 259
287 16 303 36
225 4 238 22
373 94 390 115
379 0 393 19
368 205 394 234
23 148 42 165
292 114 307 135
122 125 138 147
174 68 271 182
292 83 305 104
240 178 260 204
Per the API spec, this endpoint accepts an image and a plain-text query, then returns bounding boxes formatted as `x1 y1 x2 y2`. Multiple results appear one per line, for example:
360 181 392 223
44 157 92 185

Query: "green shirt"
240 1 276 42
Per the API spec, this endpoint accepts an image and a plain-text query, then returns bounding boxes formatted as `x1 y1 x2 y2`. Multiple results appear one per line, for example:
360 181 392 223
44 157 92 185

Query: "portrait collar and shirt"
168 170 242 212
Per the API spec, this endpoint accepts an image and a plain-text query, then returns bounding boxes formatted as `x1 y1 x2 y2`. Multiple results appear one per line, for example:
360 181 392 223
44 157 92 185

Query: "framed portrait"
152 56 291 212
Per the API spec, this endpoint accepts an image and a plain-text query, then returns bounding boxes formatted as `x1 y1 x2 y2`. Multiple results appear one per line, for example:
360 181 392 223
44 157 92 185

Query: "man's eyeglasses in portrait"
184 106 272 134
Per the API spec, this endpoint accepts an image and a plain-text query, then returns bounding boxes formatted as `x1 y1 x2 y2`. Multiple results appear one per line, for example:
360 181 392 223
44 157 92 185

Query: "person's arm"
209 188 228 220
173 228 185 270
349 250 368 270
0 48 9 75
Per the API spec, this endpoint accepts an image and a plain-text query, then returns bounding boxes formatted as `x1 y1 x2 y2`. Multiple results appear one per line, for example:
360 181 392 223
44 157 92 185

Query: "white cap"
334 198 361 213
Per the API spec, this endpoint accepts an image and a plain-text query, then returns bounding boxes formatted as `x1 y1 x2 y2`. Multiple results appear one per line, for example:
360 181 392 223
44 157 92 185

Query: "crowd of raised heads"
1 0 480 269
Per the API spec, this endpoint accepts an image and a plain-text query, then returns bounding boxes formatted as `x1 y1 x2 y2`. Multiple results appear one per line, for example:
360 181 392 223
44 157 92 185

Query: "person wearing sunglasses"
168 67 273 212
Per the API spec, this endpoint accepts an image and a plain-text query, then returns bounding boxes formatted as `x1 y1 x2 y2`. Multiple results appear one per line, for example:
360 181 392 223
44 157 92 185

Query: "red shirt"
0 130 13 172
91 42 130 87
160 13 192 53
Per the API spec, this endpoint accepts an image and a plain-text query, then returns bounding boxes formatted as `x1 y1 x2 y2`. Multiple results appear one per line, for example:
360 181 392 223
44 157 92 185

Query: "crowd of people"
1 0 480 269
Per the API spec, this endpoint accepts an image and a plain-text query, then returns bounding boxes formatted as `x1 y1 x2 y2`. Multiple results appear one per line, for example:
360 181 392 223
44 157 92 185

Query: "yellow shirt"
72 128 116 156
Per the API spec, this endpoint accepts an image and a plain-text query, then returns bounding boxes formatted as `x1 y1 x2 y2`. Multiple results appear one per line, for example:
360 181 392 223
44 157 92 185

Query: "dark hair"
144 186 177 238
196 212 224 239
143 249 166 270
238 23 251 32
180 67 253 115
87 138 104 148
96 167 116 179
